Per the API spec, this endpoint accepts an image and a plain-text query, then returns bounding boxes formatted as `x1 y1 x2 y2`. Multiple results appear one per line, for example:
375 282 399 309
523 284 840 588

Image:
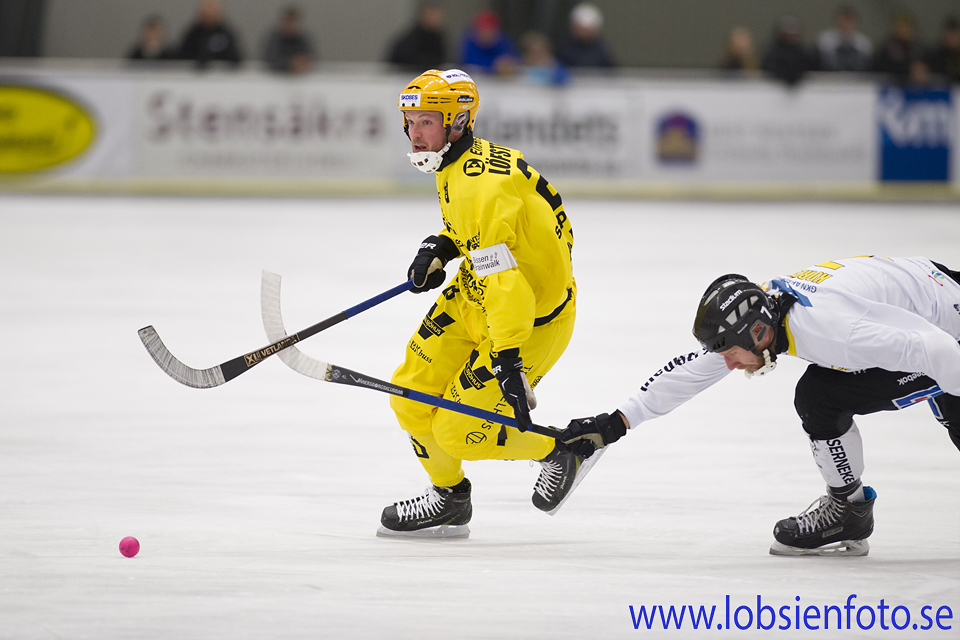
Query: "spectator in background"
387 1 447 71
460 10 518 76
179 0 242 69
719 26 759 74
762 15 814 86
927 17 960 84
127 15 179 60
908 58 932 87
873 12 925 83
263 6 314 73
816 5 872 72
520 31 569 86
555 2 615 68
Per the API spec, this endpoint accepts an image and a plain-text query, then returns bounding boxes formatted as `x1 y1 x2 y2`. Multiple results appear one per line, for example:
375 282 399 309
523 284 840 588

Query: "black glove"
408 235 459 293
491 350 536 432
561 411 628 458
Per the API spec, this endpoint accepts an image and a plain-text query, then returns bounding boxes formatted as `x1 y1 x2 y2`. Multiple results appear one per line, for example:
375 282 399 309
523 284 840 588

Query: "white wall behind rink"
1 66 958 196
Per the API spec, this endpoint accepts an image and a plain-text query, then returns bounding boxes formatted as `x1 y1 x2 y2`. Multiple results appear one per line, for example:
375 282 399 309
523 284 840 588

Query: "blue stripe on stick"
344 280 414 318
406 388 518 428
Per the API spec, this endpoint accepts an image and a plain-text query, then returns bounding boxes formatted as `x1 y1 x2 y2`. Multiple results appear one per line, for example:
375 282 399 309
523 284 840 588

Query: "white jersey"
619 256 960 428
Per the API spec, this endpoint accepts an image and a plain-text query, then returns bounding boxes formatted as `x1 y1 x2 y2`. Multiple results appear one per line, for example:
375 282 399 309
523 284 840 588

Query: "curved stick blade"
260 271 330 381
137 326 226 389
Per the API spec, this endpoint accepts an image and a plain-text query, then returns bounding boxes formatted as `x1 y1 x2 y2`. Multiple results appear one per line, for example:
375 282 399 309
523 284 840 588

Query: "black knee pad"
794 366 855 440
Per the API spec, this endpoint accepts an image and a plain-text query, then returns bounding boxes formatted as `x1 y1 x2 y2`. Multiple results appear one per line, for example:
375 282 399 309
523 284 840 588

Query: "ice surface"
1 195 958 638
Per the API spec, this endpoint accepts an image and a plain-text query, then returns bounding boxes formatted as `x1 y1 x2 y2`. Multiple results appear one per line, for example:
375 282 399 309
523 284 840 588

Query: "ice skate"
769 486 876 557
377 478 472 539
532 442 606 515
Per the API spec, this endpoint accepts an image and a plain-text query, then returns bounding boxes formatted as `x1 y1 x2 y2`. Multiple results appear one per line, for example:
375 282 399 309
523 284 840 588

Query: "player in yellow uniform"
378 69 586 538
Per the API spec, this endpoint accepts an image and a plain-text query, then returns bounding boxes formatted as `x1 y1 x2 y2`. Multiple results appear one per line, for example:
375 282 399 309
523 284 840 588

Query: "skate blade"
375 524 470 539
545 446 607 516
769 539 869 557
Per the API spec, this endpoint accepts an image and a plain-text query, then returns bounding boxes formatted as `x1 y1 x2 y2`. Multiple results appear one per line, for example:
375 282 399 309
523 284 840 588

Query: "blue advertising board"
878 87 952 181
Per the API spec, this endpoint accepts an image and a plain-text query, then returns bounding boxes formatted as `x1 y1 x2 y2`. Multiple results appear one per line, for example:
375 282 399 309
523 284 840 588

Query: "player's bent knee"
390 394 436 437
794 368 853 440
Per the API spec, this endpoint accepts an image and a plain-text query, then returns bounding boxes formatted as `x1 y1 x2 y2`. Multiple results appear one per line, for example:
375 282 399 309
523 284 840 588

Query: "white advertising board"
3 67 953 194
638 82 876 182
473 82 639 180
134 75 407 179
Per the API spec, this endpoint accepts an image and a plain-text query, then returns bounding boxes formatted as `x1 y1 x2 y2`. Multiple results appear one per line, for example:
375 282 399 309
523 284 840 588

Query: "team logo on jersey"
954 303 960 315
459 349 495 391
928 270 948 286
418 303 455 340
463 158 485 176
656 111 699 164
465 432 487 444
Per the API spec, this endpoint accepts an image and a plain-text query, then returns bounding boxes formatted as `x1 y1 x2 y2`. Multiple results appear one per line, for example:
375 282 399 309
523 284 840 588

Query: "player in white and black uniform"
559 256 960 556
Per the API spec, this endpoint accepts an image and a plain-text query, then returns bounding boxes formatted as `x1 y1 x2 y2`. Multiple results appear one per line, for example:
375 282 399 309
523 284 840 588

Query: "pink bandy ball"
119 536 140 558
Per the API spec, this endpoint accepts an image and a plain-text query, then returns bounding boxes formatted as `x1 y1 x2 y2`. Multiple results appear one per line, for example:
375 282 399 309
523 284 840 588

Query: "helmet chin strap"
407 141 451 173
744 327 777 378
744 348 777 379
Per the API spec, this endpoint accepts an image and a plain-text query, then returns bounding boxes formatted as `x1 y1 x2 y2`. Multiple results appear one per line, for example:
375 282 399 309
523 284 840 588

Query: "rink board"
0 65 958 199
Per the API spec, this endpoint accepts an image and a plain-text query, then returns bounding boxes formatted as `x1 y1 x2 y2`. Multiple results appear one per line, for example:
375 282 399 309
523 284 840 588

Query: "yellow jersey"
434 134 576 354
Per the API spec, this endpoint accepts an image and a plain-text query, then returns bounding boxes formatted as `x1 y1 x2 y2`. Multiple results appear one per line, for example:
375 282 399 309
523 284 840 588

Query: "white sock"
810 423 865 489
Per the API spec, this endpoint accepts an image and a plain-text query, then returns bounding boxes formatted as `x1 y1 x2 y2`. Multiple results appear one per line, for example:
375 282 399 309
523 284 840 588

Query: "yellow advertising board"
0 86 96 173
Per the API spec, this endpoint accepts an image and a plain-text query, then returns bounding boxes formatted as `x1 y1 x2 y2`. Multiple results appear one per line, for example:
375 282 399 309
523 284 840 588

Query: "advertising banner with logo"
638 82 875 182
877 86 953 182
473 82 638 180
2 68 957 192
0 75 134 177
135 76 407 179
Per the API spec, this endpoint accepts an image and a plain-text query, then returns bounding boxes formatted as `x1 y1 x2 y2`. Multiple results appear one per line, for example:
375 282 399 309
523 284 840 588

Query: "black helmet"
693 274 777 355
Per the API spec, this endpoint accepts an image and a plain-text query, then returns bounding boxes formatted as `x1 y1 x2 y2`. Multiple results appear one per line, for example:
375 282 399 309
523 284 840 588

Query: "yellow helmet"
398 69 480 137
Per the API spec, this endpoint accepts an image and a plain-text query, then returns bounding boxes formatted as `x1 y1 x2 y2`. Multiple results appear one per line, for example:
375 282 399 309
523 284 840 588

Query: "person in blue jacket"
460 10 518 75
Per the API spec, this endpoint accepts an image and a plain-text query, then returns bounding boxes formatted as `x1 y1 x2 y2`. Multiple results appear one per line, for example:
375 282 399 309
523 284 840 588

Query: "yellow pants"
390 284 576 487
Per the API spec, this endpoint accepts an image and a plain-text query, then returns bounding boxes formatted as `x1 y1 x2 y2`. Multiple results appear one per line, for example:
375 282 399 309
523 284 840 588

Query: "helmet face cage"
398 69 479 138
693 275 776 355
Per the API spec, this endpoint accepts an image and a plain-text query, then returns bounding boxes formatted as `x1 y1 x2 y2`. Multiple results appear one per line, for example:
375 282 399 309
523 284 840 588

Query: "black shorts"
794 365 960 450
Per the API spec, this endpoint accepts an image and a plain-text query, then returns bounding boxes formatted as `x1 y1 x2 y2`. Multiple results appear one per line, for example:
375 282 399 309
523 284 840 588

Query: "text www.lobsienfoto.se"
630 596 953 631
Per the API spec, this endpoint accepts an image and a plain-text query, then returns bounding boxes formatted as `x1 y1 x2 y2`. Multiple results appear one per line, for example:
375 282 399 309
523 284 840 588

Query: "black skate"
532 442 606 515
769 486 876 557
377 478 472 539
